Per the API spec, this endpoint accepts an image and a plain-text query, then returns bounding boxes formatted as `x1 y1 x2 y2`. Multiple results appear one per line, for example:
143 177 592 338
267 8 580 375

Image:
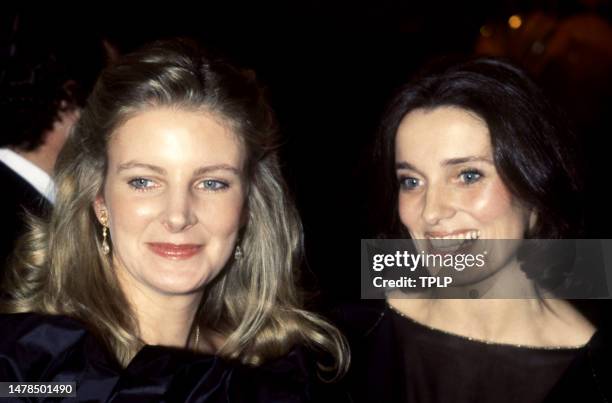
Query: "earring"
234 245 243 261
101 226 110 255
99 210 110 255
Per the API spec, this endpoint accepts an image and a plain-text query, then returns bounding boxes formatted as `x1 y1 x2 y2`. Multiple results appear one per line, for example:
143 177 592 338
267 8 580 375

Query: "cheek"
398 193 420 232
195 192 245 234
466 179 515 222
107 194 161 239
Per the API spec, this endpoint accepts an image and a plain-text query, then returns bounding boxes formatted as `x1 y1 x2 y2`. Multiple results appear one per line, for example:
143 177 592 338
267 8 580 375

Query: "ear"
93 195 109 226
54 99 80 129
60 107 80 126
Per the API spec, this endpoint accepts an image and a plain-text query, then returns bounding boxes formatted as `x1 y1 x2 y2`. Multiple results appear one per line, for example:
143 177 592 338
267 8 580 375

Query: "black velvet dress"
0 312 346 402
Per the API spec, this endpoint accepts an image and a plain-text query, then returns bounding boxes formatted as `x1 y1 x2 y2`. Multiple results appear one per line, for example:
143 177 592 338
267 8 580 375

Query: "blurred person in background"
0 13 110 273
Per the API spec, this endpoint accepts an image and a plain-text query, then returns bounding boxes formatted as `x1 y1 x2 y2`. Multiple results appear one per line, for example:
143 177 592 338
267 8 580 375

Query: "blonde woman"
0 39 348 401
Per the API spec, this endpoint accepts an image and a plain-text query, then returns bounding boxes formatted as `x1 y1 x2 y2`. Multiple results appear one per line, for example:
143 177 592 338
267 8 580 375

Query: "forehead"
108 107 244 168
395 106 492 163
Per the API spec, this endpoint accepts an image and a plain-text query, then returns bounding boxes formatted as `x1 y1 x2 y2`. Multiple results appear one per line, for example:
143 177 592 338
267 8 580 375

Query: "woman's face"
95 107 245 297
395 106 532 253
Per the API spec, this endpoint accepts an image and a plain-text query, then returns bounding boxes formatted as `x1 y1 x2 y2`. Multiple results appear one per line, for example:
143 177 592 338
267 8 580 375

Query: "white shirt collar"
0 148 56 204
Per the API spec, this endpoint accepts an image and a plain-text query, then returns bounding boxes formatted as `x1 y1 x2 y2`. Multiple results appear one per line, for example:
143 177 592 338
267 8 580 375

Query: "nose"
162 187 198 232
421 183 455 225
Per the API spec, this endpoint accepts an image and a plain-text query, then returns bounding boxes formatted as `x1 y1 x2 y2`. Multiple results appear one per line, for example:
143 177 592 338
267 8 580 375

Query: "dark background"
4 2 612 310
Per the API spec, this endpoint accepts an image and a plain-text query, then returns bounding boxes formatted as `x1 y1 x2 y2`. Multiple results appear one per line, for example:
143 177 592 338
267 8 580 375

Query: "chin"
152 283 206 297
148 274 212 296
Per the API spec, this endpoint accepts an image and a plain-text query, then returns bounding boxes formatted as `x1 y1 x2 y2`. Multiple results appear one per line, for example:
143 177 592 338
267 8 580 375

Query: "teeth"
423 230 480 253
426 230 480 240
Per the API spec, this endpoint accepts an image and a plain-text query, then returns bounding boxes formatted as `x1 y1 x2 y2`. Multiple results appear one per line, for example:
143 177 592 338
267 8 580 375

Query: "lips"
146 243 203 260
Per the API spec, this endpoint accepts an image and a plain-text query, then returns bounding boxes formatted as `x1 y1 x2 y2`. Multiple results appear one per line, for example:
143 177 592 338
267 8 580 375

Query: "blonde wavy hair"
1 38 348 379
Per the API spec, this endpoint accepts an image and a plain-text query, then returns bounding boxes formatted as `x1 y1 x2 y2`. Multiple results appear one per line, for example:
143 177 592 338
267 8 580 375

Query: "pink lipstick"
147 243 202 260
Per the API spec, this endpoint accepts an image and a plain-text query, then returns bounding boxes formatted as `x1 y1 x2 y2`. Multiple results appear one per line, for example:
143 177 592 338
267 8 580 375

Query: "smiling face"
94 107 245 297
395 106 531 241
395 107 534 288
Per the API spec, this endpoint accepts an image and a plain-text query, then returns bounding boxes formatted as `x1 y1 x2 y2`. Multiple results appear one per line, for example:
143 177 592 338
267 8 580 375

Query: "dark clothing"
0 312 344 402
0 160 50 272
336 300 612 403
389 306 580 403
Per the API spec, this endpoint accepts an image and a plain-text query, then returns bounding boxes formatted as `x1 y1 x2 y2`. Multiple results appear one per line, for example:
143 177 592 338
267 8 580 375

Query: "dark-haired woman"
341 58 611 403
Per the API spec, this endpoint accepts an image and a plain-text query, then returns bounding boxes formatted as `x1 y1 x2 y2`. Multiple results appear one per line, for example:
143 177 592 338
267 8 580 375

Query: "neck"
421 298 545 338
390 296 536 335
116 268 201 348
387 258 595 346
134 292 200 347
431 258 538 299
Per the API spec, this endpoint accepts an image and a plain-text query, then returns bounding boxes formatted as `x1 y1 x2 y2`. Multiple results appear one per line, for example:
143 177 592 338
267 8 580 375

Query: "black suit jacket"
0 160 51 274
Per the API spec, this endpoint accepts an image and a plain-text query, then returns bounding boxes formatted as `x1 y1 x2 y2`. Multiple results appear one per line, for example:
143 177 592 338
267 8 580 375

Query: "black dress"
336 300 612 403
0 312 346 402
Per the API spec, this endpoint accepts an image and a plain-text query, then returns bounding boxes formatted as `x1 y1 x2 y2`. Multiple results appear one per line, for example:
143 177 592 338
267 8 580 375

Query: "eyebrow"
117 161 241 176
441 156 493 166
395 156 493 172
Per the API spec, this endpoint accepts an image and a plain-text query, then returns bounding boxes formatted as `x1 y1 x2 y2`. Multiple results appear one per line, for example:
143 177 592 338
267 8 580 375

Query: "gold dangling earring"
100 210 110 255
102 226 110 255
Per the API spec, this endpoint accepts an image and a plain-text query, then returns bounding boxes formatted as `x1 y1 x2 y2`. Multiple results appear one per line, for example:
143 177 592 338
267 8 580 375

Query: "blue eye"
128 178 156 190
459 169 483 184
399 177 420 190
199 179 228 191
